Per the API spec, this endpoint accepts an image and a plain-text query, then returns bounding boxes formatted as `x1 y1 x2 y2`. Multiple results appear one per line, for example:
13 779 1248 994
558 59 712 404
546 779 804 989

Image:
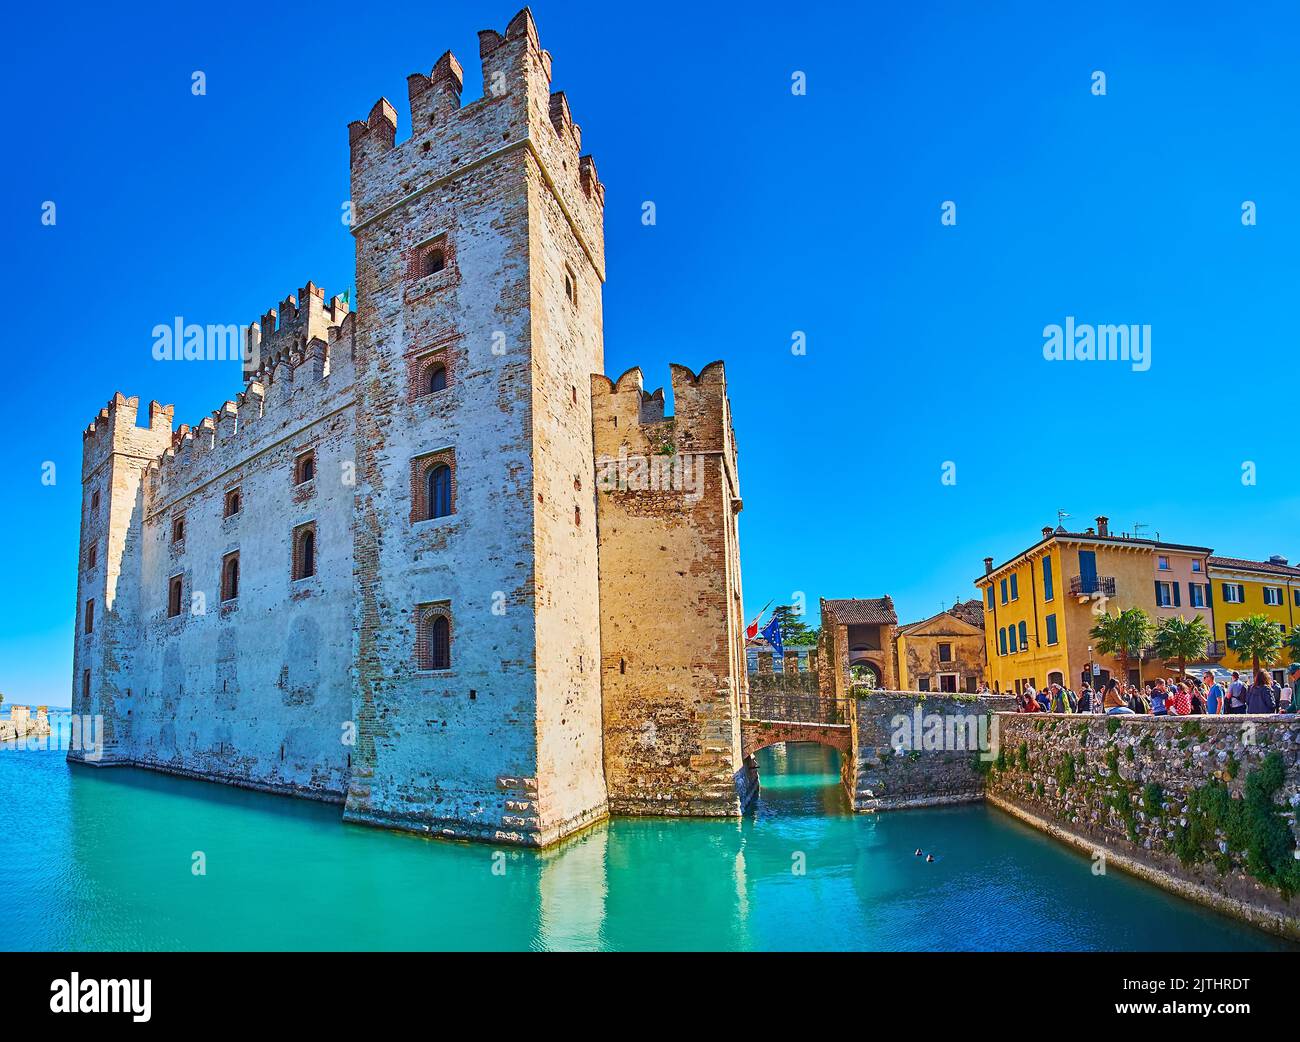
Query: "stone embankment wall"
986 713 1300 940
850 692 1016 811
0 706 51 743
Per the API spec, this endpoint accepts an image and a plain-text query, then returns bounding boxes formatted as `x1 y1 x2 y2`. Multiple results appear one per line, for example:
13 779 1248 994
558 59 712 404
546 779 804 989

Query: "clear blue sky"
4 1 1298 706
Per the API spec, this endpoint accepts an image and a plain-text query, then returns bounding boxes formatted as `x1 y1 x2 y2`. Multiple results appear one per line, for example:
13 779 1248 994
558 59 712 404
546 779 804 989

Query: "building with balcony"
976 516 1220 693
1206 555 1300 679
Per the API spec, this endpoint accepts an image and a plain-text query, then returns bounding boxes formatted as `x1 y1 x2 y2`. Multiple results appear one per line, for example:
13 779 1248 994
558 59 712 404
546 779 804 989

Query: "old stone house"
70 9 749 847
817 597 899 698
895 599 986 693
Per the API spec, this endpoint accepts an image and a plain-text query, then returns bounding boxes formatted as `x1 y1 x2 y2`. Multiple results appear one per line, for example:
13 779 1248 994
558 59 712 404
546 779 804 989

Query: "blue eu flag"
761 614 784 658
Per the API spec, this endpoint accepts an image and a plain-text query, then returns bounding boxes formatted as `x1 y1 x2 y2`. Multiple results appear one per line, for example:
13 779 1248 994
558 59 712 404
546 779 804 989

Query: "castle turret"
73 393 174 763
590 362 748 814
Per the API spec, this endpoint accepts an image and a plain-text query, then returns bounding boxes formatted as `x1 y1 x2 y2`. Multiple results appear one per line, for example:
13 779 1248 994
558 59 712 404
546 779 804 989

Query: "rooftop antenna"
1133 522 1148 540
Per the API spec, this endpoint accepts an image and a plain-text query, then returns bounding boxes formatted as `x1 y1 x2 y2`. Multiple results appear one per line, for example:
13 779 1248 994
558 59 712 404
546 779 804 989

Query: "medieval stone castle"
71 9 750 846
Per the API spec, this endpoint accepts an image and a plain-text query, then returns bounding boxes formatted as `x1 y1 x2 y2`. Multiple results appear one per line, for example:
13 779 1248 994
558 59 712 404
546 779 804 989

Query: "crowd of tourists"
1005 663 1300 717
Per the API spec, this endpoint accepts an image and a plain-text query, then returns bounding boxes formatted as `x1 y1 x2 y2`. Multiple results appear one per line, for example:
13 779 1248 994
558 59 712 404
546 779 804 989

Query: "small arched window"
421 249 445 277
295 451 315 485
427 364 447 395
427 614 450 670
168 576 183 618
172 516 185 543
425 464 452 519
90 490 100 513
293 525 316 580
222 554 240 601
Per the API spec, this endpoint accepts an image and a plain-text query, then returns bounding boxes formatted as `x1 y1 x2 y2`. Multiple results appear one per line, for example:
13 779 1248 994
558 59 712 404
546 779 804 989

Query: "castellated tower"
344 7 611 844
591 364 751 814
71 395 174 763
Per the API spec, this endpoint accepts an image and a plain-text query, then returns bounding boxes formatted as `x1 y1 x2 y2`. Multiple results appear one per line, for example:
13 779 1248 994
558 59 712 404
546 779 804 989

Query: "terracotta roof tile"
1207 555 1300 578
822 597 897 626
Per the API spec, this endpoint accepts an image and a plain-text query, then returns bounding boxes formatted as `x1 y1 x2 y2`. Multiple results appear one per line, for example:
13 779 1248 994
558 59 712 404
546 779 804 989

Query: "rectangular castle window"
87 542 97 569
84 599 94 634
168 575 183 618
224 487 242 518
82 670 90 700
171 514 186 544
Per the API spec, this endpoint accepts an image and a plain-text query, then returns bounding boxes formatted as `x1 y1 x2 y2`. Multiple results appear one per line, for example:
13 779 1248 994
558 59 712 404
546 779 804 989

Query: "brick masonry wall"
986 713 1300 940
851 692 1017 811
592 363 748 816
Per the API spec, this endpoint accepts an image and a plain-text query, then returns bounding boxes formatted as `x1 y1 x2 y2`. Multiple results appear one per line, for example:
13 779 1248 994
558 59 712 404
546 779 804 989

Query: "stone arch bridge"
740 690 1017 811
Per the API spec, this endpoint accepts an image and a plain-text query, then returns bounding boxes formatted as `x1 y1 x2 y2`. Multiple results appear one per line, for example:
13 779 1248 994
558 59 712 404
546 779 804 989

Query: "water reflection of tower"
538 825 609 951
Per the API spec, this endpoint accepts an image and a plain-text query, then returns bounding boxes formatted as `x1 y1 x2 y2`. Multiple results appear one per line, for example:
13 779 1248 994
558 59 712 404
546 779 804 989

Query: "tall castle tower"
343 8 611 844
71 395 174 764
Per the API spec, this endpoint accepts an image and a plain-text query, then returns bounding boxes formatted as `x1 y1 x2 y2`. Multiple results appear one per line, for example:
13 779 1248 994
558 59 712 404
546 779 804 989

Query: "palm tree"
1284 626 1300 665
1230 613 1284 677
1153 614 1211 681
1090 607 1153 685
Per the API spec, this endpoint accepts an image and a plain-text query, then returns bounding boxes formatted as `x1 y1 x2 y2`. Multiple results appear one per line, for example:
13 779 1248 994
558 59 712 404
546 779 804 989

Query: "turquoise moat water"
0 718 1289 951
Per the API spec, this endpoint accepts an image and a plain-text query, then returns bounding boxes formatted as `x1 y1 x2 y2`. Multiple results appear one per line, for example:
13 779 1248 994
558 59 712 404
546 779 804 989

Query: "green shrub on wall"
1171 752 1300 897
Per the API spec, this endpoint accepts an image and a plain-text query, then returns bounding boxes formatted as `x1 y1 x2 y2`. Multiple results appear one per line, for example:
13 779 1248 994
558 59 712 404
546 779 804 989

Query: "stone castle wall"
986 713 1300 940
850 692 1016 811
73 301 358 801
69 9 746 847
592 363 748 815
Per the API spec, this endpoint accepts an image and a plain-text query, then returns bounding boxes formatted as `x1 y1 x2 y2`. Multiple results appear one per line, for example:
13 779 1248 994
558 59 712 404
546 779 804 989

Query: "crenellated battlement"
81 393 175 479
146 316 356 505
347 7 605 277
591 361 735 459
244 280 350 383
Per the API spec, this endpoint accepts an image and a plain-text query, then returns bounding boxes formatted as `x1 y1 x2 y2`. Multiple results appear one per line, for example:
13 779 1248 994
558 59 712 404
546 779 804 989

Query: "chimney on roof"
1041 526 1053 538
1269 554 1289 566
1096 515 1110 537
1086 527 1096 536
983 556 993 574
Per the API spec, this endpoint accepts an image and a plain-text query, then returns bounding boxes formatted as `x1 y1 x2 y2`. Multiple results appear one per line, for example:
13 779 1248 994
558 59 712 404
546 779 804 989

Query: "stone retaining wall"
986 713 1300 940
850 692 1016 811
